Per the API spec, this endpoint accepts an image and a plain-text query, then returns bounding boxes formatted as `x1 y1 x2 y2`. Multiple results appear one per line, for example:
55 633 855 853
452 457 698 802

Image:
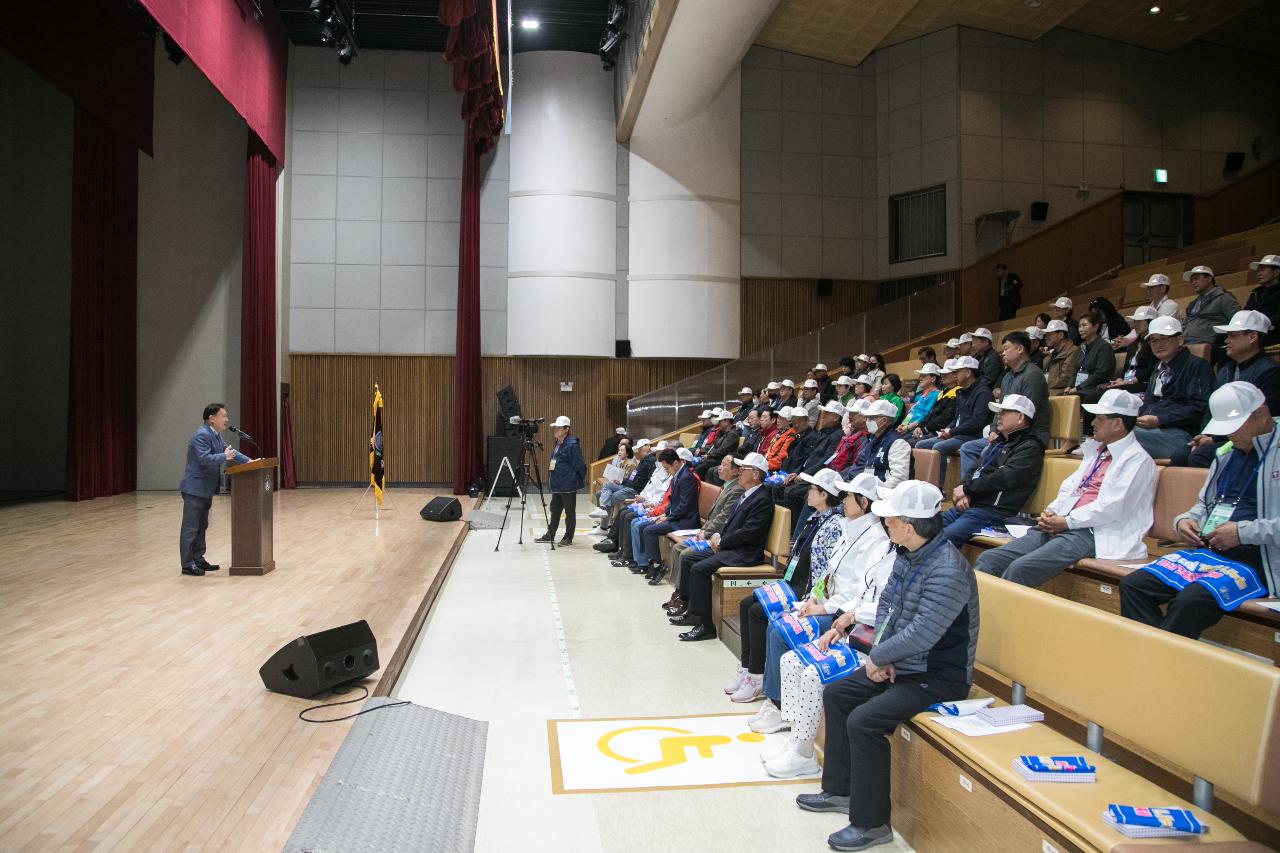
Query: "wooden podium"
226 458 277 575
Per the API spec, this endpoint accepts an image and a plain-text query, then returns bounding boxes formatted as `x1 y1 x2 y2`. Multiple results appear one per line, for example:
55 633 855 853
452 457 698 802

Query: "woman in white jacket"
753 471 897 778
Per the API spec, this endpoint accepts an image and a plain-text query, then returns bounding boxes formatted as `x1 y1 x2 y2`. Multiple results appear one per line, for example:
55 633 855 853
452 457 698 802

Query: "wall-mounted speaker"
1224 151 1245 172
615 339 632 358
1029 201 1049 222
816 278 834 297
259 620 379 698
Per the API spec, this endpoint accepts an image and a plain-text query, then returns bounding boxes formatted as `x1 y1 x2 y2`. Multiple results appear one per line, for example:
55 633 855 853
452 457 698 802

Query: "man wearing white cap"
955 334 974 358
1183 265 1240 351
697 409 743 482
957 329 1052 480
940 395 1045 547
799 378 822 426
689 410 716 455
1133 316 1214 459
776 379 798 411
915 356 993 486
537 416 588 546
799 480 976 852
1245 254 1280 348
859 399 912 489
943 338 960 361
1121 381 1280 639
906 360 960 445
976 389 1158 585
596 425 628 461
970 328 1002 389
764 407 800 472
733 387 757 422
1043 319 1081 395
1113 274 1184 349
812 363 838 403
1024 326 1046 369
1048 297 1080 344
660 455 745 596
670 452 776 642
635 447 704 578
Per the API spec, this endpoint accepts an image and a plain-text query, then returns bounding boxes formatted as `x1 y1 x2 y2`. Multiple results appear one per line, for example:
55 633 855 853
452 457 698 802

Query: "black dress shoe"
197 561 220 571
665 601 687 616
646 566 669 585
679 624 716 641
669 612 698 626
534 534 555 543
181 565 205 576
628 563 648 574
558 537 573 546
593 539 616 552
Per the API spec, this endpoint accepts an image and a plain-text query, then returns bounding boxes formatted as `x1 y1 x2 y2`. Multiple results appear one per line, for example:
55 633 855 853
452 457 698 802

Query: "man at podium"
179 403 250 576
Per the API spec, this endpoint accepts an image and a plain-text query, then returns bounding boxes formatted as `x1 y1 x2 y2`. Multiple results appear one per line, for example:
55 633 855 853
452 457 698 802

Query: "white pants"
779 650 825 744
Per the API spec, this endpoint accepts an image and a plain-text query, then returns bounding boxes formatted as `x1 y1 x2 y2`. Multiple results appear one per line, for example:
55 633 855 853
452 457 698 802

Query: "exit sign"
1153 168 1169 184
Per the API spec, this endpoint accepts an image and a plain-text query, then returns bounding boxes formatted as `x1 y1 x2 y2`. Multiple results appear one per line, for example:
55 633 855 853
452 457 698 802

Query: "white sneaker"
760 735 791 762
730 674 764 703
749 701 790 734
723 666 748 694
588 508 607 518
764 744 821 779
588 527 607 537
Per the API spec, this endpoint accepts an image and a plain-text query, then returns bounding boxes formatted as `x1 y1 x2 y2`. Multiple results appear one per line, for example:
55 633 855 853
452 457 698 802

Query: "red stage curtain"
240 131 279 470
66 108 139 501
440 0 504 494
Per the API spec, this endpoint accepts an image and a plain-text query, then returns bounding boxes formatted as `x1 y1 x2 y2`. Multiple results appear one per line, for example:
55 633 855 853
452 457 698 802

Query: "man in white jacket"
975 389 1158 586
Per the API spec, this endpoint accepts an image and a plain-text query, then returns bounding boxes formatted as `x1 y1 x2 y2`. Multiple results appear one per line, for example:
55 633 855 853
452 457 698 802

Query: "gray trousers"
974 527 1095 587
179 492 212 568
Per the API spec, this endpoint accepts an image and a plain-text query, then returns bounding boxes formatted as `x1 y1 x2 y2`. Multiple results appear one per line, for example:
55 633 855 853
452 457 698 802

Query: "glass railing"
625 279 956 439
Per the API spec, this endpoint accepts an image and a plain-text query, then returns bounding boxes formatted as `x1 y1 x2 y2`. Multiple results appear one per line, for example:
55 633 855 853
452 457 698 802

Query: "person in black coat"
671 453 776 642
1244 255 1280 348
596 427 627 461
538 416 588 546
696 410 742 481
997 263 1022 320
1064 312 1116 436
635 449 702 574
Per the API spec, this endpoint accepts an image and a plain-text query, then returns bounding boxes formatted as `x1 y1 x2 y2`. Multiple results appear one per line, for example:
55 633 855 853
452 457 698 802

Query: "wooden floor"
0 487 469 852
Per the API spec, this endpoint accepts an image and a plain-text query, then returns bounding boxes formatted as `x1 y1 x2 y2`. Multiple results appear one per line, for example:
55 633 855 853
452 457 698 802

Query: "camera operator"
537 415 587 546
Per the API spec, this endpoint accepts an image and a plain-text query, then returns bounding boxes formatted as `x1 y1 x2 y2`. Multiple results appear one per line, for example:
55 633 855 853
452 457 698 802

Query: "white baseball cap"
1214 309 1274 335
939 358 958 374
799 467 844 496
739 386 754 395
615 427 627 435
958 333 974 343
1203 381 1267 435
854 374 874 386
855 354 870 362
675 447 695 463
1044 319 1070 334
732 451 769 473
871 480 943 519
1081 388 1143 417
821 400 847 417
952 355 980 370
972 327 993 340
1182 265 1214 281
989 393 1036 419
865 399 898 418
1142 273 1171 288
835 375 854 386
717 409 735 422
916 363 942 375
1147 316 1183 337
634 438 652 449
698 409 713 419
777 406 794 419
1249 254 1280 270
1024 325 1045 340
1125 305 1159 322
803 378 819 388
766 381 780 390
781 378 796 388
654 440 669 450
837 471 882 501
552 415 572 427
813 363 828 371
789 406 810 420
1052 296 1073 309
849 398 872 414
945 338 962 348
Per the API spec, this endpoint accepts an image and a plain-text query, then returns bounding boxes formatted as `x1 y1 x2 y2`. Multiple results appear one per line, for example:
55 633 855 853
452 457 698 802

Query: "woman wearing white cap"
537 416 587 545
897 364 941 435
755 473 897 778
1102 305 1158 394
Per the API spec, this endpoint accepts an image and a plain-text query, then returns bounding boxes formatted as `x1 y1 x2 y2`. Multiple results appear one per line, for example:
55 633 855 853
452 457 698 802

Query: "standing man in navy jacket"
179 403 251 576
538 415 588 546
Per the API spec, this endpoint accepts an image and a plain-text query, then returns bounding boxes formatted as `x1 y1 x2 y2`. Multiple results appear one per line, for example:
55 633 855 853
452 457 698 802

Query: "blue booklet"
770 611 823 650
1104 805 1205 837
1013 755 1096 783
765 472 787 485
1137 548 1266 611
792 641 861 684
682 537 712 553
753 580 796 617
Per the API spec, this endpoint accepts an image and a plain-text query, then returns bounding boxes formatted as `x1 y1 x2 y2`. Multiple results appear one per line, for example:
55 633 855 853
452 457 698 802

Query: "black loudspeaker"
1029 201 1049 222
615 339 632 358
486 435 521 497
816 277 834 297
496 385 521 419
1224 151 1245 172
421 496 462 522
260 620 379 698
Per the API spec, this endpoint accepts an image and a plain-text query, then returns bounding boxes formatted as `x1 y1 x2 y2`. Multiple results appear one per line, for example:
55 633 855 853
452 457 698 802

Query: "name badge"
1123 368 1136 383
1074 370 1089 386
549 459 557 470
783 555 800 582
1202 500 1235 535
872 605 893 645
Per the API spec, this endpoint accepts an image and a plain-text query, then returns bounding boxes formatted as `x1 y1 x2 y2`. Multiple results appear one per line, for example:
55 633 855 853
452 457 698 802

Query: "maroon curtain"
441 0 504 494
240 131 279 469
66 108 139 501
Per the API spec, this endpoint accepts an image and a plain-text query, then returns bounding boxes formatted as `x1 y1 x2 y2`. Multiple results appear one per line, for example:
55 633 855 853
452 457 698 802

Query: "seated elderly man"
1121 382 1280 639
655 453 745 592
1133 316 1214 459
859 399 912 488
956 330 1049 480
940 394 1045 547
797 480 977 852
632 448 701 575
669 452 776 642
915 356 992 486
733 387 756 422
976 389 1158 586
695 409 740 481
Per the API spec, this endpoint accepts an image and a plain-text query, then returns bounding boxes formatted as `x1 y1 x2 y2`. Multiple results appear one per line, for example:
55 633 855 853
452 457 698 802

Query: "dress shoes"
593 539 616 552
827 824 893 851
646 565 668 585
795 791 850 814
197 561 220 571
557 537 573 546
661 592 683 610
669 611 699 626
678 624 716 641
665 601 687 616
534 533 555 543
181 565 205 576
628 562 649 575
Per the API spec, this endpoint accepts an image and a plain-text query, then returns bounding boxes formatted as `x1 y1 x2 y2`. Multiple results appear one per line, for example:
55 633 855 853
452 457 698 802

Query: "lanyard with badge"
810 523 873 601
1074 344 1090 387
971 437 1004 480
1203 427 1275 535
784 510 830 582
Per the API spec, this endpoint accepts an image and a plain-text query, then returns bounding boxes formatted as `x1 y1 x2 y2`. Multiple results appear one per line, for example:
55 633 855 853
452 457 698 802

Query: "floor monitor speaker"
420 496 462 522
259 620 378 698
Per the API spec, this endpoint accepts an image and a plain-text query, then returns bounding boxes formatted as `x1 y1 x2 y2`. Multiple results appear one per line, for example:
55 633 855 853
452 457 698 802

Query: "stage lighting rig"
309 0 359 64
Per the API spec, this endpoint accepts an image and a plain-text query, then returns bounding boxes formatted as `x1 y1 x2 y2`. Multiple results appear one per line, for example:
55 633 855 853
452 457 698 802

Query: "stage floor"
0 487 468 852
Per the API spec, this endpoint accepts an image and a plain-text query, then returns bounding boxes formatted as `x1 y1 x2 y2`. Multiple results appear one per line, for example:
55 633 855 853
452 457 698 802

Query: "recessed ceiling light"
520 18 540 30
1024 0 1041 7
1148 5 1161 14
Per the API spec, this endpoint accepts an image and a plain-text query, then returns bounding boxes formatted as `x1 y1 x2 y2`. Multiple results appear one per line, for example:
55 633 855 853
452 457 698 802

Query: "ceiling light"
1148 5 1161 14
520 18 540 30
1171 12 1189 22
1024 0 1041 7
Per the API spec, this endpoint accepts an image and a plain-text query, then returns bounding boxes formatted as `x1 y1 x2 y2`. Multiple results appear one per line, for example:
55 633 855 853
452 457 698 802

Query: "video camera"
508 415 544 436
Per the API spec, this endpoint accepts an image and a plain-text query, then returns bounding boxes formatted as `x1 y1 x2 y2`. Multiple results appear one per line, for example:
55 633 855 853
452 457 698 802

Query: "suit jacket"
716 486 776 565
702 479 745 534
179 425 249 498
665 465 701 530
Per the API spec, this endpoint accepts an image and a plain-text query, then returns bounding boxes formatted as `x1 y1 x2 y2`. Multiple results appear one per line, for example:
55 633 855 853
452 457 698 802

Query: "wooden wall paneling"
1194 160 1280 244
739 278 881 354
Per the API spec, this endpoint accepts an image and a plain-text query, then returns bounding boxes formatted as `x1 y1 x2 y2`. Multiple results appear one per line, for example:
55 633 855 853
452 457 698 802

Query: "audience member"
696 410 742 481
630 448 701 573
798 378 822 425
776 379 798 410
1043 319 1082 396
1035 312 1052 329
942 338 960 361
690 410 715 453
733 387 756 422
976 389 1157 585
596 426 628 461
591 442 637 519
941 395 1045 546
776 401 848 520
1121 382 1279 638
765 407 799 472
755 408 780 458
1025 326 1046 369
1133 316 1214 459
798 480 976 853
860 399 912 488
1088 296 1130 346
1113 274 1182 350
1182 265 1240 358
658 453 744 592
1245 254 1280 347
878 374 904 420
781 406 820 473
834 374 857 408
1103 305 1157 393
812 363 838 403
915 356 992 486
957 331 1049 479
897 364 940 435
1048 297 1081 344
997 262 1022 320
906 360 959 446
1064 312 1116 437
916 346 938 368
956 334 974 357
970 327 1002 389
593 440 672 553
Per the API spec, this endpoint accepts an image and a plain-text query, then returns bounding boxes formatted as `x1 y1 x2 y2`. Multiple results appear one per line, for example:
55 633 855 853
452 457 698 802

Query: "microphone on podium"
229 425 260 453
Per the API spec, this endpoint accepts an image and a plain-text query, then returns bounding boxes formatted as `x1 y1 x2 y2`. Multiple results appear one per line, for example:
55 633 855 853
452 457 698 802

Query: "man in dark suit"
179 403 251 576
670 451 776 642
997 263 1022 320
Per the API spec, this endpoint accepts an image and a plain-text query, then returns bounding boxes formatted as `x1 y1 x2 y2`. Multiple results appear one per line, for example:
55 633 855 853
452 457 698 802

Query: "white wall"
0 50 72 492
136 45 247 490
285 47 510 355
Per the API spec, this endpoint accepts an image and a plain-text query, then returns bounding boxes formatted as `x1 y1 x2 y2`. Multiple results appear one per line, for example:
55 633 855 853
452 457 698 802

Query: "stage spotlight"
607 1 627 29
320 14 340 44
599 28 623 69
338 37 357 65
163 32 186 65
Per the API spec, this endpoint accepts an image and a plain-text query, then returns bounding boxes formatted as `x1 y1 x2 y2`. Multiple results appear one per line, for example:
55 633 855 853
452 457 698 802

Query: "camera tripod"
491 433 552 551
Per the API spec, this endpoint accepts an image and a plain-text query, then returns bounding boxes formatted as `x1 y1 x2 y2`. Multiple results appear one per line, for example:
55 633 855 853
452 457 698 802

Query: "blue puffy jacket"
548 435 587 493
